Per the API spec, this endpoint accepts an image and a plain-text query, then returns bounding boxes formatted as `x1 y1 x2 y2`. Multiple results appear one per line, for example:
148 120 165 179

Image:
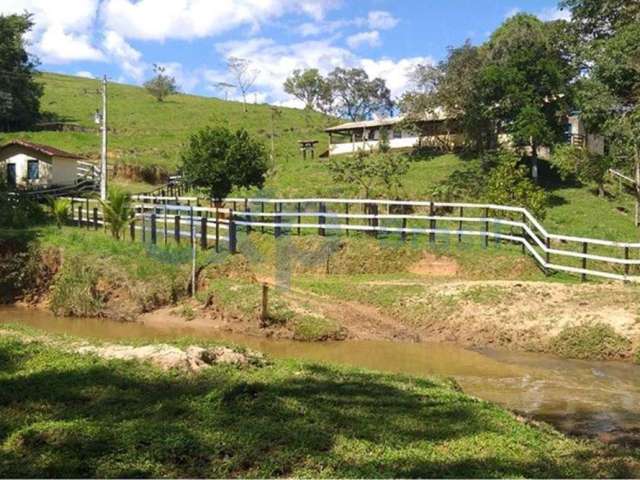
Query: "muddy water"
2 306 640 438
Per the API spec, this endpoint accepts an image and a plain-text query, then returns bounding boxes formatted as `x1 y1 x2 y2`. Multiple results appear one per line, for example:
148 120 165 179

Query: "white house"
0 140 83 189
325 113 604 158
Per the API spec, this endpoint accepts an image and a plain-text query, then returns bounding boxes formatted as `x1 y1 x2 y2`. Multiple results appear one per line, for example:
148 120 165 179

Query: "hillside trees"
143 64 178 102
0 13 43 131
227 57 259 113
180 126 268 201
283 69 332 112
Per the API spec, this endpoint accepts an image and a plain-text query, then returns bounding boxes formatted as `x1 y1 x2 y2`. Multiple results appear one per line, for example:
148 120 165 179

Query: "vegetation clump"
549 323 632 360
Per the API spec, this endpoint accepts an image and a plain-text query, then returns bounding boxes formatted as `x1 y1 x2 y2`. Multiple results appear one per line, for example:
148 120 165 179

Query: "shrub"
549 323 631 360
49 198 71 228
50 259 104 317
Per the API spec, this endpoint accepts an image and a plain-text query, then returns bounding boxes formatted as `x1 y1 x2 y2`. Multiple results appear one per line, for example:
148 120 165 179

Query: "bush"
549 323 631 360
50 259 104 317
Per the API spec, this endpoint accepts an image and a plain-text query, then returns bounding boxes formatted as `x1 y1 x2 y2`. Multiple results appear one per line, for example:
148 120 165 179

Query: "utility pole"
99 75 108 201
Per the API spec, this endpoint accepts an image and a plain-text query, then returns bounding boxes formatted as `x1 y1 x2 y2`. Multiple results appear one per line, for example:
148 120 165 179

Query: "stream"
2 305 640 439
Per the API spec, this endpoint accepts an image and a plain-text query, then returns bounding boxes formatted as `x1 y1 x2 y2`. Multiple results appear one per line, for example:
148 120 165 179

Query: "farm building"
0 140 85 189
325 113 604 158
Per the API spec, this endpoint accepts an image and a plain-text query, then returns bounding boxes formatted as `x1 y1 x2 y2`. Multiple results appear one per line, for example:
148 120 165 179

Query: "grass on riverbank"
0 327 636 478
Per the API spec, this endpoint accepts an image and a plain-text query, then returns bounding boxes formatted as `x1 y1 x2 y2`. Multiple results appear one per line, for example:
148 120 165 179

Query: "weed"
549 323 632 360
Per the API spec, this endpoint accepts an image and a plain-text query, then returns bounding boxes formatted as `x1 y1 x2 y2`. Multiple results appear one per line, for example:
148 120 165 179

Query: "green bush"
50 259 104 317
549 323 631 360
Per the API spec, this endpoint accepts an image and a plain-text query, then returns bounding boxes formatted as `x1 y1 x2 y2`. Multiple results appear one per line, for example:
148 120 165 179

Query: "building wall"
51 157 80 185
329 134 464 156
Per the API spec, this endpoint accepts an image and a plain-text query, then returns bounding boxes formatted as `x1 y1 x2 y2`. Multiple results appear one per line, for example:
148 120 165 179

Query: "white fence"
68 195 640 283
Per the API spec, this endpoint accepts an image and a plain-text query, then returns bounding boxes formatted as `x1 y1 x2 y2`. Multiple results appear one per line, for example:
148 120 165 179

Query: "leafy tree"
100 187 132 240
0 13 43 131
551 144 612 197
227 57 259 113
327 150 408 198
478 14 574 183
327 67 393 121
143 64 178 102
485 151 548 218
180 126 268 202
283 69 332 112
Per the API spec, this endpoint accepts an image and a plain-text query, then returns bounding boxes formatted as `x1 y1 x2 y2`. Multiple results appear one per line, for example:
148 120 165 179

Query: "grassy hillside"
0 72 331 173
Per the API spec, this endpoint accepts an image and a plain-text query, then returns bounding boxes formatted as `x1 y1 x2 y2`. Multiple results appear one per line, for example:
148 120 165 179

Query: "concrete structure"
0 140 83 189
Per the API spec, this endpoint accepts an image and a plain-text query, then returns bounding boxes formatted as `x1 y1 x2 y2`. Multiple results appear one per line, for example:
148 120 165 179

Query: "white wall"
51 157 80 185
0 147 78 187
0 152 52 187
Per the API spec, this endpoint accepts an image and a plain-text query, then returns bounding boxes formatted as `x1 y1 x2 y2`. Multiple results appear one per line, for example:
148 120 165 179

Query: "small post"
372 203 379 238
77 206 82 227
229 210 237 253
581 242 588 282
200 216 207 249
260 283 269 327
174 215 181 244
401 214 407 242
521 212 526 254
274 211 282 238
215 209 220 253
260 202 265 233
625 246 630 278
429 201 436 244
190 208 194 247
458 206 463 243
318 202 326 236
142 208 146 243
93 207 99 230
345 203 350 237
150 213 157 245
545 237 551 274
85 198 90 228
296 202 302 235
130 220 135 242
484 207 489 248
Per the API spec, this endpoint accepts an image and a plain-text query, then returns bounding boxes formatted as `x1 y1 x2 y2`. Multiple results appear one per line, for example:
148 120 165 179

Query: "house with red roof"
0 140 86 189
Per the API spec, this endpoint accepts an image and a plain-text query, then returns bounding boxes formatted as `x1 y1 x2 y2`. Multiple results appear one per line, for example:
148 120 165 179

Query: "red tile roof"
0 140 83 159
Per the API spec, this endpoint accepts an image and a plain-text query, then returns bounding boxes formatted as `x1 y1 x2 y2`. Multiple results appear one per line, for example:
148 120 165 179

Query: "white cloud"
101 0 341 41
102 30 145 81
347 31 381 49
213 36 433 106
75 70 96 79
367 11 398 30
537 7 571 21
0 0 102 63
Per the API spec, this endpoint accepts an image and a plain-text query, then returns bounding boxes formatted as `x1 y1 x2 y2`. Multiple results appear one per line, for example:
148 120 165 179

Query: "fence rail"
67 195 640 283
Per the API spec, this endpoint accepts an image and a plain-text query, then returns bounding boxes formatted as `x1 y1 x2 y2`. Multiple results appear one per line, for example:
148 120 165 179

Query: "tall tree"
143 64 178 102
0 13 43 131
226 57 259 113
283 68 332 112
478 14 574 182
327 67 393 121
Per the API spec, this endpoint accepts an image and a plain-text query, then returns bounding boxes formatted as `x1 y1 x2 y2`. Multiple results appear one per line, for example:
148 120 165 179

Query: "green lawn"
0 328 635 478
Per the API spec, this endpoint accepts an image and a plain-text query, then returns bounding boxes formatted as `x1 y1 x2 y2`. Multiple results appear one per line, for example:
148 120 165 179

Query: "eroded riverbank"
3 305 640 442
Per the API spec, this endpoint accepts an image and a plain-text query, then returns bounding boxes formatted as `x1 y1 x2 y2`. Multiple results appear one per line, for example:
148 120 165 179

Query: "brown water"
2 306 640 437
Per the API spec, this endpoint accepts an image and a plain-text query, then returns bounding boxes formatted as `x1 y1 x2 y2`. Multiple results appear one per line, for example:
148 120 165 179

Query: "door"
6 163 16 188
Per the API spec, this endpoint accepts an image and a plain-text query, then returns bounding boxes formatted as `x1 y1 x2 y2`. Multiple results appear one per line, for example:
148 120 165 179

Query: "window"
393 129 402 139
27 160 39 181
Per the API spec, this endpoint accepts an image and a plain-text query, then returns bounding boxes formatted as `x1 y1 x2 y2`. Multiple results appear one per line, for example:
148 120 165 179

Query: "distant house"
325 112 604 158
0 140 84 189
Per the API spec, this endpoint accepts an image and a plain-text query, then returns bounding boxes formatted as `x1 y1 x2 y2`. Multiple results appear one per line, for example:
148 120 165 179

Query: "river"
2 305 640 438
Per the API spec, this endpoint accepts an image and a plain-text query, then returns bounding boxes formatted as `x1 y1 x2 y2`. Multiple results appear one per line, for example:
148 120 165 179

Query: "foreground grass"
0 329 635 478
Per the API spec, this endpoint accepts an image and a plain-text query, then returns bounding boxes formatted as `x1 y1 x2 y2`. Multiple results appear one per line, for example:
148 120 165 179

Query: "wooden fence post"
521 212 526 254
85 198 90 229
545 237 551 275
625 246 630 278
318 202 326 236
372 203 379 238
296 202 302 235
581 242 588 282
260 202 265 233
150 213 157 245
228 210 237 253
483 207 489 248
401 213 407 242
200 216 207 249
274 211 282 238
142 208 146 243
429 201 436 244
93 207 99 230
130 220 135 242
77 206 82 228
174 215 181 244
215 210 220 253
345 203 350 237
261 283 269 327
458 206 463 243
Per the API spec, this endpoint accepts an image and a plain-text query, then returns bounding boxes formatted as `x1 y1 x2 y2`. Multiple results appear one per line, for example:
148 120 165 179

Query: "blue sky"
2 0 570 107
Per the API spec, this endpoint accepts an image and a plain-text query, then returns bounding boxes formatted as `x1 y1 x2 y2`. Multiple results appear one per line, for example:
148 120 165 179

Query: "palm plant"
50 198 71 228
99 187 132 240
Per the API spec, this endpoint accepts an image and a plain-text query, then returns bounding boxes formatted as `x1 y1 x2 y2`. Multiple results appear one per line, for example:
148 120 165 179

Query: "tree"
551 144 612 197
0 13 43 131
143 64 178 102
227 57 259 113
283 68 332 112
180 126 268 201
327 67 393 121
50 198 71 228
327 150 408 198
99 187 132 240
477 14 574 183
485 151 548 218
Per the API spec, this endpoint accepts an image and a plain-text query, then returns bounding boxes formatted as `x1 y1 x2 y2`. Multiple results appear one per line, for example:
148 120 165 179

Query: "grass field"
0 326 636 478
